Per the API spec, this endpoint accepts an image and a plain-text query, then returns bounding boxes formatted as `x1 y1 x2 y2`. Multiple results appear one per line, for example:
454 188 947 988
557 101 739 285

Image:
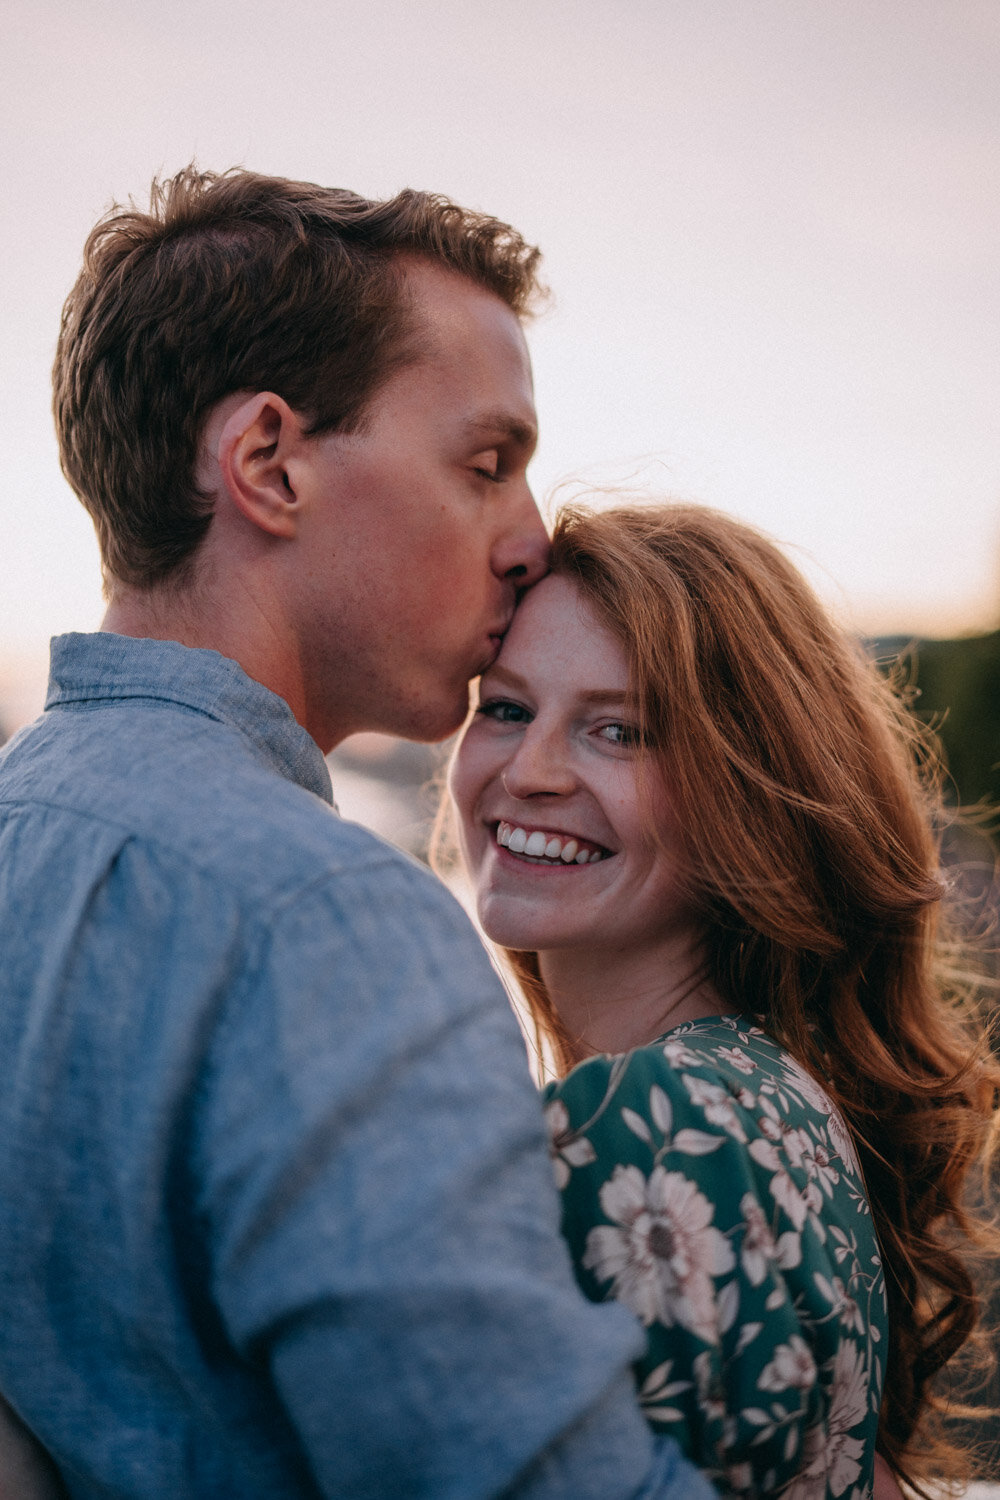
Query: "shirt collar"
46 632 334 806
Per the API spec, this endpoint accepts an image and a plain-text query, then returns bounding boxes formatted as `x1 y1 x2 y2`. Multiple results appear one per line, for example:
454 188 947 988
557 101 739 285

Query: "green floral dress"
543 1014 886 1500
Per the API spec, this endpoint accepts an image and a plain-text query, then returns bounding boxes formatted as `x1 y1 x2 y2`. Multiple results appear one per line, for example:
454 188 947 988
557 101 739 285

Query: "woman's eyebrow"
484 664 627 705
577 689 628 705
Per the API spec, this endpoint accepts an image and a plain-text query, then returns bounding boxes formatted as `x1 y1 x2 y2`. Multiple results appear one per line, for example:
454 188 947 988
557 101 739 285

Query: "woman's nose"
500 726 578 800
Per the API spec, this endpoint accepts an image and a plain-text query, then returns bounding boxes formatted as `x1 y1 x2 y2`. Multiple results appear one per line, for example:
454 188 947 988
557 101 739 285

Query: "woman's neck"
538 936 723 1066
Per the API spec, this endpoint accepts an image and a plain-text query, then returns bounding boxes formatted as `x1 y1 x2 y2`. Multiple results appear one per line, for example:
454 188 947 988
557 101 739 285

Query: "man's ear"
216 392 307 540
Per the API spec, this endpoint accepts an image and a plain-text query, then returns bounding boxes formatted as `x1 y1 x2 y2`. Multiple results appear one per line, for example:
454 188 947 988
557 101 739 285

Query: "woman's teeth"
496 822 605 864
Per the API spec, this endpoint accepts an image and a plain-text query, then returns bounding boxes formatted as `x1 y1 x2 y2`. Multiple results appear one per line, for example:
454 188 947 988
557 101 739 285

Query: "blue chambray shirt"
0 633 713 1500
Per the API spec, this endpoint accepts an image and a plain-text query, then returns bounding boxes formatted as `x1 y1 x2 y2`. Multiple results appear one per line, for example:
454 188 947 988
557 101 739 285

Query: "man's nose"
500 724 577 801
493 488 550 589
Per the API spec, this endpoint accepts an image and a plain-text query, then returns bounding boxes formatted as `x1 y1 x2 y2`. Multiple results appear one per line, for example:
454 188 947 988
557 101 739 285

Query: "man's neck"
100 584 318 745
102 588 211 651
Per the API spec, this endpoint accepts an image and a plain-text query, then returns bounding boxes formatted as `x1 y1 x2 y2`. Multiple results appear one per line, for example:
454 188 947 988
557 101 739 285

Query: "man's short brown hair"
53 167 545 589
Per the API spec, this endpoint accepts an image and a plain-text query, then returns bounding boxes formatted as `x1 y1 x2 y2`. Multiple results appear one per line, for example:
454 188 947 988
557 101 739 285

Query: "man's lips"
479 622 512 673
494 820 611 865
477 639 503 675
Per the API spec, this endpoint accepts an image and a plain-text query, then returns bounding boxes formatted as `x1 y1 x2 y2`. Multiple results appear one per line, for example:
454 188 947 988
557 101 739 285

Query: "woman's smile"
495 822 610 864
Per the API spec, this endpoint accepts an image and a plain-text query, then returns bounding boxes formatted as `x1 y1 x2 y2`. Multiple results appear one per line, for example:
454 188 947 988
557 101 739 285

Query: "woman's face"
450 573 695 962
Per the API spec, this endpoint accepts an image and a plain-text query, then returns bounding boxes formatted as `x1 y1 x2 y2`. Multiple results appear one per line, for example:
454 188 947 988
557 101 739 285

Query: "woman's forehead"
500 574 627 680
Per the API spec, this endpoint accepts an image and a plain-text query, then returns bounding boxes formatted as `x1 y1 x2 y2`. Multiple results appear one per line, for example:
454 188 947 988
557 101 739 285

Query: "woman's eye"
476 698 530 724
598 721 640 747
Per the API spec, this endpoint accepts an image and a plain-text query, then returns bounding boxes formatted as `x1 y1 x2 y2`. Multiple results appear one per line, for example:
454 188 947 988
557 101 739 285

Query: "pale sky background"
2 0 999 725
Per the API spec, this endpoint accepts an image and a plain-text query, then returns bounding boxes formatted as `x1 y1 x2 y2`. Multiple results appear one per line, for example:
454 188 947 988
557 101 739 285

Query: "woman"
449 503 999 1498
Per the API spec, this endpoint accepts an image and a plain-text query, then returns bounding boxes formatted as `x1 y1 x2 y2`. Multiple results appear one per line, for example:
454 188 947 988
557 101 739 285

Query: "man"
0 169 714 1498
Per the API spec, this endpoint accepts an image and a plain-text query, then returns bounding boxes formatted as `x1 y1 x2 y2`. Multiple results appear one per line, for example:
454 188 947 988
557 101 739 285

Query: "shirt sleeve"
195 849 717 1500
546 1046 862 1497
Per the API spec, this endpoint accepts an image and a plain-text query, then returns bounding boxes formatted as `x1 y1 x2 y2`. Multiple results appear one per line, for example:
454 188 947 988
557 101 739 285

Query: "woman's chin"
476 894 551 953
479 918 540 952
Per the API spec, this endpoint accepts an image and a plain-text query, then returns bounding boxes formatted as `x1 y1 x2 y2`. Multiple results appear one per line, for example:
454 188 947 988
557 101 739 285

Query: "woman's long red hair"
505 503 1000 1490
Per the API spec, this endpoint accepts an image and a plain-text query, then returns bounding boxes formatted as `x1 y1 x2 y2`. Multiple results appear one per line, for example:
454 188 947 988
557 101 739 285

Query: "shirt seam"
43 695 331 802
0 793 405 915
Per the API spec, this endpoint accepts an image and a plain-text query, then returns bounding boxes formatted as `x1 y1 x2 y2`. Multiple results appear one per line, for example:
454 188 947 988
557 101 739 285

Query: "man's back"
0 632 685 1498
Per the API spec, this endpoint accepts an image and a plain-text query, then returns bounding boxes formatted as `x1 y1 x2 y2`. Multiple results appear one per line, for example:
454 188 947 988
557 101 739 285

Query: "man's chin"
387 689 472 746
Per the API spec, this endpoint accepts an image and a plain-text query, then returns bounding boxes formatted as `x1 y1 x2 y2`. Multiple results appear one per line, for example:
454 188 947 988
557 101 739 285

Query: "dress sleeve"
195 852 716 1500
546 1047 851 1497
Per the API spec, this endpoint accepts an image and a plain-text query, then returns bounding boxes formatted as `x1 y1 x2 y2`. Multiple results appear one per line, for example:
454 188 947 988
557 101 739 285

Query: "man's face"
290 258 549 749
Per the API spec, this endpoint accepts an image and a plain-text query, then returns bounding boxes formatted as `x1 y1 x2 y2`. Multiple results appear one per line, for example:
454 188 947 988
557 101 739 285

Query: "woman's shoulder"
544 1013 864 1187
547 1012 804 1093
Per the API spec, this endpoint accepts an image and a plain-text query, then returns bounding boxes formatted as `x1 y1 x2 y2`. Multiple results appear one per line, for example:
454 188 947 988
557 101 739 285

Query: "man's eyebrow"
462 413 538 449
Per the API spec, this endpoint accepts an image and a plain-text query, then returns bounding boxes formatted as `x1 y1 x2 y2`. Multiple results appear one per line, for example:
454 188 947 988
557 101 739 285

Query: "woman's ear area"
215 391 310 540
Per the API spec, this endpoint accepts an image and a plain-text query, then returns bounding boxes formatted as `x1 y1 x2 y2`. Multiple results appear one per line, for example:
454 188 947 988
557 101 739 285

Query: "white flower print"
758 1333 817 1393
839 1290 864 1337
748 1137 809 1231
660 1037 700 1068
718 1045 756 1075
725 1461 753 1494
782 1341 869 1500
758 1092 781 1125
637 1355 693 1422
803 1180 824 1217
826 1105 861 1177
815 1273 865 1335
583 1165 735 1341
681 1074 748 1142
780 1054 837 1118
738 1192 801 1286
544 1098 596 1190
801 1134 840 1198
782 1126 812 1172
